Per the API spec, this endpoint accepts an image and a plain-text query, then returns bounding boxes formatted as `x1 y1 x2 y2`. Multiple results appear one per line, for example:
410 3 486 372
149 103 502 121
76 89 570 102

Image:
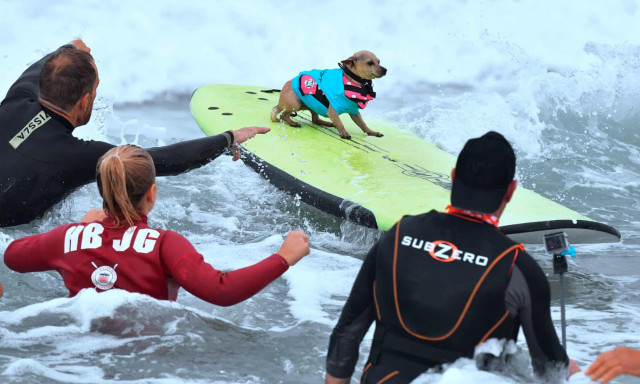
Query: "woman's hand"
278 231 310 266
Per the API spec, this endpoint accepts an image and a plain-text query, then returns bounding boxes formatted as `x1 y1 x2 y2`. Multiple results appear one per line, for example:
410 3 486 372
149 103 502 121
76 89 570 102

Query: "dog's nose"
381 66 387 76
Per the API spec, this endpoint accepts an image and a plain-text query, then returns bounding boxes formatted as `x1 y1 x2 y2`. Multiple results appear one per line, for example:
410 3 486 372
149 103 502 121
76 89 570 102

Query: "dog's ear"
341 56 357 68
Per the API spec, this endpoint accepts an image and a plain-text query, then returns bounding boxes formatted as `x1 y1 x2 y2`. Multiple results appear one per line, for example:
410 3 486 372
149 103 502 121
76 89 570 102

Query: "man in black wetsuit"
0 39 267 227
326 132 579 383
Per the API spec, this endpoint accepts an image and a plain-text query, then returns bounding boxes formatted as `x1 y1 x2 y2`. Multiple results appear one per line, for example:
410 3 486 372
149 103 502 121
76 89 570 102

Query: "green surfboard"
190 84 620 244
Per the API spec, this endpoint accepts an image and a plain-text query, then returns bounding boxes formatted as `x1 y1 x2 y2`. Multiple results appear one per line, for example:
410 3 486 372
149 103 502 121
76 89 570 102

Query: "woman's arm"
160 230 291 306
4 225 70 273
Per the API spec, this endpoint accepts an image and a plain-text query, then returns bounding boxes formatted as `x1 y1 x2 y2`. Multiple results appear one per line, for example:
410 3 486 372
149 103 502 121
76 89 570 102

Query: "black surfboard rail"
241 149 378 229
239 149 621 244
500 219 621 244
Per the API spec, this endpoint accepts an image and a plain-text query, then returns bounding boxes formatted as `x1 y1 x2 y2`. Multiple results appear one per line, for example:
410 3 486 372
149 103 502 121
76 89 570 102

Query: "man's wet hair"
39 46 97 111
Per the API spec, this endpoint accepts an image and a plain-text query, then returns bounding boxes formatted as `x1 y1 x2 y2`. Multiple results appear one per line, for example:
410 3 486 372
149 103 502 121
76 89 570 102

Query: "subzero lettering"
434 243 452 259
429 240 458 263
400 235 489 267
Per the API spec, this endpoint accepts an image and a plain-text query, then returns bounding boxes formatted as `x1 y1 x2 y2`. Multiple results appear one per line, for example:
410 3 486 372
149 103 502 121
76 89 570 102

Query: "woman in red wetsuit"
4 145 310 305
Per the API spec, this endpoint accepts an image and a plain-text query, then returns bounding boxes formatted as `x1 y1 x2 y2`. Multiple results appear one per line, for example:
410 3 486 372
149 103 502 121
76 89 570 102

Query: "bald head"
39 47 97 111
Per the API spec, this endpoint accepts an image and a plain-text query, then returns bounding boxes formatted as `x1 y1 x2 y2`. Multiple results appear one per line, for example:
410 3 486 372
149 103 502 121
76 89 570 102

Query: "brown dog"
271 50 386 139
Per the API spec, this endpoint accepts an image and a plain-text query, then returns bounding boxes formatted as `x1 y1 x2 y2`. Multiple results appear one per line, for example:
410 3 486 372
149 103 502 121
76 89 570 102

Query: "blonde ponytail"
96 145 156 227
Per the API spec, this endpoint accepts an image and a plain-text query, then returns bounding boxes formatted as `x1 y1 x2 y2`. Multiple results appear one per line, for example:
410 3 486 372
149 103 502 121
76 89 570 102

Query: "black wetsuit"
326 210 568 383
0 45 234 227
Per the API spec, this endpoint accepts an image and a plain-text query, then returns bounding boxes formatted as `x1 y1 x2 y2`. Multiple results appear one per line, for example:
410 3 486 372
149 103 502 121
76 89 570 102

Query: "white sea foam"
2 0 638 167
1 1 639 111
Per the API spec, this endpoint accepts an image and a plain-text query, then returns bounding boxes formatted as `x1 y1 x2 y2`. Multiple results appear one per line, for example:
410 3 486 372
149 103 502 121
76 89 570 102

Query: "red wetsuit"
4 216 289 306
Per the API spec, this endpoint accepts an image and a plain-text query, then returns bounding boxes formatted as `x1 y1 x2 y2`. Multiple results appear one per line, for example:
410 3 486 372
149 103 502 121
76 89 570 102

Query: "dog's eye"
367 61 374 65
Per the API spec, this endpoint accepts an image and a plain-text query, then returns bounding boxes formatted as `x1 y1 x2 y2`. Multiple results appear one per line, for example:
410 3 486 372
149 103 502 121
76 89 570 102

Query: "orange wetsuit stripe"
479 310 510 344
373 281 382 321
377 371 400 384
392 217 524 341
508 247 520 275
363 362 372 375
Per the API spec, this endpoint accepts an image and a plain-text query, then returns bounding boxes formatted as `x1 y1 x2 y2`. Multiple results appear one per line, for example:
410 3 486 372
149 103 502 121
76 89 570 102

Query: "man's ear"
451 168 456 181
505 180 518 203
341 56 357 68
78 92 91 111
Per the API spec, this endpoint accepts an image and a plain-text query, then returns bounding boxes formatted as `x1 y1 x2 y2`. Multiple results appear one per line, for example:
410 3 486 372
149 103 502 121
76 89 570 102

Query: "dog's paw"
281 117 301 127
368 131 384 137
336 128 351 139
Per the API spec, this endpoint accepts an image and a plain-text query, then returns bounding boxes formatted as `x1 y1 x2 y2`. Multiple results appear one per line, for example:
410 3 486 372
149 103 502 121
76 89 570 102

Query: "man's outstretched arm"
146 126 270 176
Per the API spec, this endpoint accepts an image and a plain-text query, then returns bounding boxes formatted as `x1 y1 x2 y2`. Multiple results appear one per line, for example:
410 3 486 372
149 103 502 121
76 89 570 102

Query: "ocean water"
1 1 640 383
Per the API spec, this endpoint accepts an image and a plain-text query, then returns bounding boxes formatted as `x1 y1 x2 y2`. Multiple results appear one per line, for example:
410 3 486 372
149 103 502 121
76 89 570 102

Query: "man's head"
451 131 517 214
39 46 99 126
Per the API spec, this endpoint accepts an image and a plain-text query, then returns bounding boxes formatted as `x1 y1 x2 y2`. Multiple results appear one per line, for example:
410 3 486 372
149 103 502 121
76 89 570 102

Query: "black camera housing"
544 232 570 255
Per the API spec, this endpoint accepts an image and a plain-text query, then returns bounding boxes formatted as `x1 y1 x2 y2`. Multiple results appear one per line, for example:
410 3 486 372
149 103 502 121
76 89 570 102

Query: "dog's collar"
338 62 369 85
339 62 375 99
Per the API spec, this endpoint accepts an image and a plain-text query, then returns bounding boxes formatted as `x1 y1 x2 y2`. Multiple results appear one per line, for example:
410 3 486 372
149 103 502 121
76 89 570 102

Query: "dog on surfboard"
271 50 386 139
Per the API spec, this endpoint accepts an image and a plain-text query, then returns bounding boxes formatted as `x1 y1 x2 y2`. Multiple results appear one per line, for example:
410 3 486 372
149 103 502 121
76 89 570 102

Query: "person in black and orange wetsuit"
4 145 309 305
325 132 580 383
0 39 267 227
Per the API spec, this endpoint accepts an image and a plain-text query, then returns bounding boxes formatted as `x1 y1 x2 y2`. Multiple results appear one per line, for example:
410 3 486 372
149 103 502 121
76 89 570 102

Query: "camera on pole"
543 232 576 351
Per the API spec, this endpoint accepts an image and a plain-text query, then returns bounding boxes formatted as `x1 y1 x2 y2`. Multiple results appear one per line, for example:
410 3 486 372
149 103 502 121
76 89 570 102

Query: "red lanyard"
445 205 499 227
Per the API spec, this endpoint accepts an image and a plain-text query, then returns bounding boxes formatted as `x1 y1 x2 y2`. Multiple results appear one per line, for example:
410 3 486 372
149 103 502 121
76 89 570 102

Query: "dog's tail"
270 106 282 122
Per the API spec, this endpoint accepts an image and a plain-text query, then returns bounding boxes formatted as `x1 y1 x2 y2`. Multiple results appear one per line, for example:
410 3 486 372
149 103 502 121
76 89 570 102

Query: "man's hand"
586 346 640 383
69 39 91 53
81 208 107 223
230 126 270 161
277 231 310 266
